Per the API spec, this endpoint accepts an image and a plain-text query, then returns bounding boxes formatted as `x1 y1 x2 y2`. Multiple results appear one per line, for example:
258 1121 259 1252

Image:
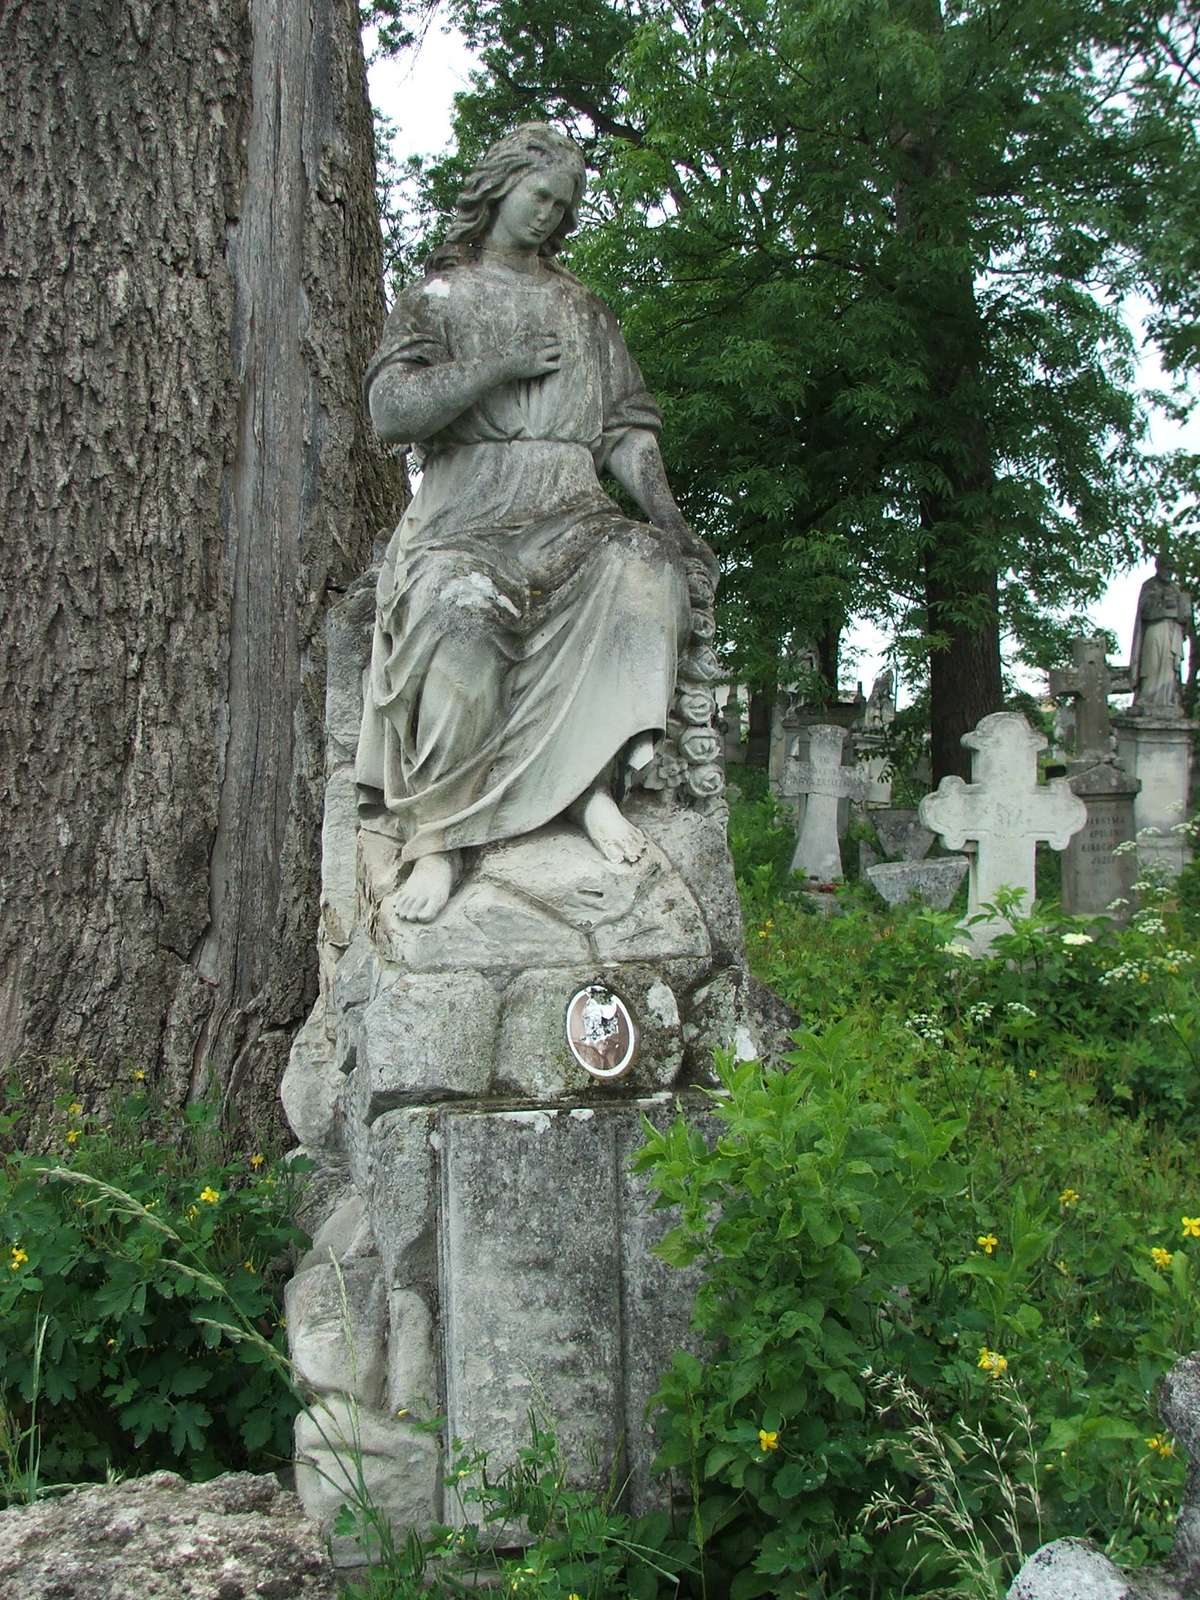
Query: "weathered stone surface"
437 1100 704 1517
1061 759 1139 919
386 1288 438 1418
325 579 375 761
1114 713 1195 880
372 875 593 970
320 764 362 951
920 714 1087 952
492 966 684 1098
348 970 498 1116
871 807 935 862
280 998 345 1152
294 1395 441 1544
633 796 745 964
684 966 764 1074
0 1471 338 1599
286 1258 387 1404
1007 1539 1139 1599
865 857 968 910
364 1107 439 1289
440 1106 625 1503
297 1192 375 1273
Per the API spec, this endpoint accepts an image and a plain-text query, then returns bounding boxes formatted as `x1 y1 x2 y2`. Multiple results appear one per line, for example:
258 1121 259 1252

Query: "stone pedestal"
281 591 783 1564
1113 713 1195 880
1060 759 1140 919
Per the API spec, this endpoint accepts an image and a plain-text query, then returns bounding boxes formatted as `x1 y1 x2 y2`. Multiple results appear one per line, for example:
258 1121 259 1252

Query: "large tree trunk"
0 0 399 1138
925 553 1004 783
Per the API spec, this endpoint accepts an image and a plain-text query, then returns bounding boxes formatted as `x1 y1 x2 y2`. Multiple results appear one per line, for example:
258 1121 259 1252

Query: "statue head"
431 123 587 270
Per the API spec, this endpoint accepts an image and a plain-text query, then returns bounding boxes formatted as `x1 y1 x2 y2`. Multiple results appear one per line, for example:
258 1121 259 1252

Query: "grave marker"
788 724 869 881
919 713 1087 952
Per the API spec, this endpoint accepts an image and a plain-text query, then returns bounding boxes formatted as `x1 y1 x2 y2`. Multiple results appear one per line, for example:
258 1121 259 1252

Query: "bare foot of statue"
392 853 457 923
572 785 647 866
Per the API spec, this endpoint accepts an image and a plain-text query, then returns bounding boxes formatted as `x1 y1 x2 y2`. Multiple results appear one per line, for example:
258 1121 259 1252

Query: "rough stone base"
282 790 787 1560
0 1472 338 1599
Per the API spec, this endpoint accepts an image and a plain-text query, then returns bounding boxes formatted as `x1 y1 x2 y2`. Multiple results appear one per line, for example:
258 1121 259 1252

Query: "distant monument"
1128 558 1194 716
1113 559 1196 879
279 124 777 1561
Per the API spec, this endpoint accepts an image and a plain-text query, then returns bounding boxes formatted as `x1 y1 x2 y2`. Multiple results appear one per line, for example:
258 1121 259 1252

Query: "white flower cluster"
966 1001 994 1024
1132 913 1166 936
1150 1013 1178 1027
1163 949 1194 966
905 1011 946 1043
1005 1001 1036 1018
941 943 973 961
1098 961 1148 986
1061 932 1093 947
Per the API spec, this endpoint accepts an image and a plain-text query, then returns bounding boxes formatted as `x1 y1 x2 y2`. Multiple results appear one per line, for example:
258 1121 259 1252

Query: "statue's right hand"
496 334 562 382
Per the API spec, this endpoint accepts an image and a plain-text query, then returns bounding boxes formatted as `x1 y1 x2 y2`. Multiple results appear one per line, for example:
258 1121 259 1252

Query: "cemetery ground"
1 785 1198 1598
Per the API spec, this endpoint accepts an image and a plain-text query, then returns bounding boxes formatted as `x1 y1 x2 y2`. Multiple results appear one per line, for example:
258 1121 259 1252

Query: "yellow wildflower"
1145 1434 1174 1459
977 1347 1008 1378
132 1069 145 1082
758 1428 780 1452
1059 1188 1080 1207
68 1102 83 1116
198 1186 220 1205
186 1205 199 1221
66 1129 80 1144
9 1247 28 1269
1151 1247 1174 1269
249 1153 265 1169
976 1234 999 1255
1027 1069 1038 1080
1182 1217 1200 1239
243 1260 256 1274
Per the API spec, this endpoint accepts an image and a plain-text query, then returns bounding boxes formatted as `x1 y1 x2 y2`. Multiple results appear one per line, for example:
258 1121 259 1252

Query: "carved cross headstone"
918 713 1087 952
1048 636 1127 765
788 724 869 881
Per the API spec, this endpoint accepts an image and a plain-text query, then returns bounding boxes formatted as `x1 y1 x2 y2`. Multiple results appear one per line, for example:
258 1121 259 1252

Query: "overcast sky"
366 25 1198 699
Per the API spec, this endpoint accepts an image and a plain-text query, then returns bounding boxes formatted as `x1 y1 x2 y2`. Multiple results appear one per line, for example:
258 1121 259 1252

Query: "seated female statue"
356 123 714 923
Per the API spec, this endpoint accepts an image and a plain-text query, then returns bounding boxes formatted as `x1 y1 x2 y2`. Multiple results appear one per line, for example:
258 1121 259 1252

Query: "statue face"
486 165 577 254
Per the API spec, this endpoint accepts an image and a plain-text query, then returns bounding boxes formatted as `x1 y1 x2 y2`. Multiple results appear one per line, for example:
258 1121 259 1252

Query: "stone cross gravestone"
1048 635 1126 765
1048 637 1140 917
918 713 1087 952
787 724 869 881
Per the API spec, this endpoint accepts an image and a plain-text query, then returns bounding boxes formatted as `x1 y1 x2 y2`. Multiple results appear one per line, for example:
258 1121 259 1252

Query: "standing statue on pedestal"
1129 557 1194 716
356 123 717 923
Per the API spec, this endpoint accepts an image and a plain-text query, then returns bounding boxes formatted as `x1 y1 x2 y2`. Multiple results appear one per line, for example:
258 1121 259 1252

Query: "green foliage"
637 1034 1195 1595
627 829 1200 1595
378 0 1200 717
0 1082 307 1497
341 1413 693 1598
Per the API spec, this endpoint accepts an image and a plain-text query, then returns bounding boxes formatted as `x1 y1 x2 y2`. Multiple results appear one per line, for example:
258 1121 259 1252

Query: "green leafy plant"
340 1412 693 1599
0 1079 307 1495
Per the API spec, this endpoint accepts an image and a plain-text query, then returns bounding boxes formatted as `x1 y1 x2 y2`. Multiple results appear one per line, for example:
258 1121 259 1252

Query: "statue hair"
426 123 586 274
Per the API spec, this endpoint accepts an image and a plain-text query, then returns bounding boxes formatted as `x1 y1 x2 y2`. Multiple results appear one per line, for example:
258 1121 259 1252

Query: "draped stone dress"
356 257 691 863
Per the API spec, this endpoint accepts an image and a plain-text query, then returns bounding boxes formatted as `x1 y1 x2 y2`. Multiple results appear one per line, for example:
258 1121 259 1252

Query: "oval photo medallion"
565 984 637 1080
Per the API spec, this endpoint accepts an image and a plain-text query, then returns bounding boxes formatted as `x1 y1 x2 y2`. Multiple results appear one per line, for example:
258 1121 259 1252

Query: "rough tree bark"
0 0 400 1137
